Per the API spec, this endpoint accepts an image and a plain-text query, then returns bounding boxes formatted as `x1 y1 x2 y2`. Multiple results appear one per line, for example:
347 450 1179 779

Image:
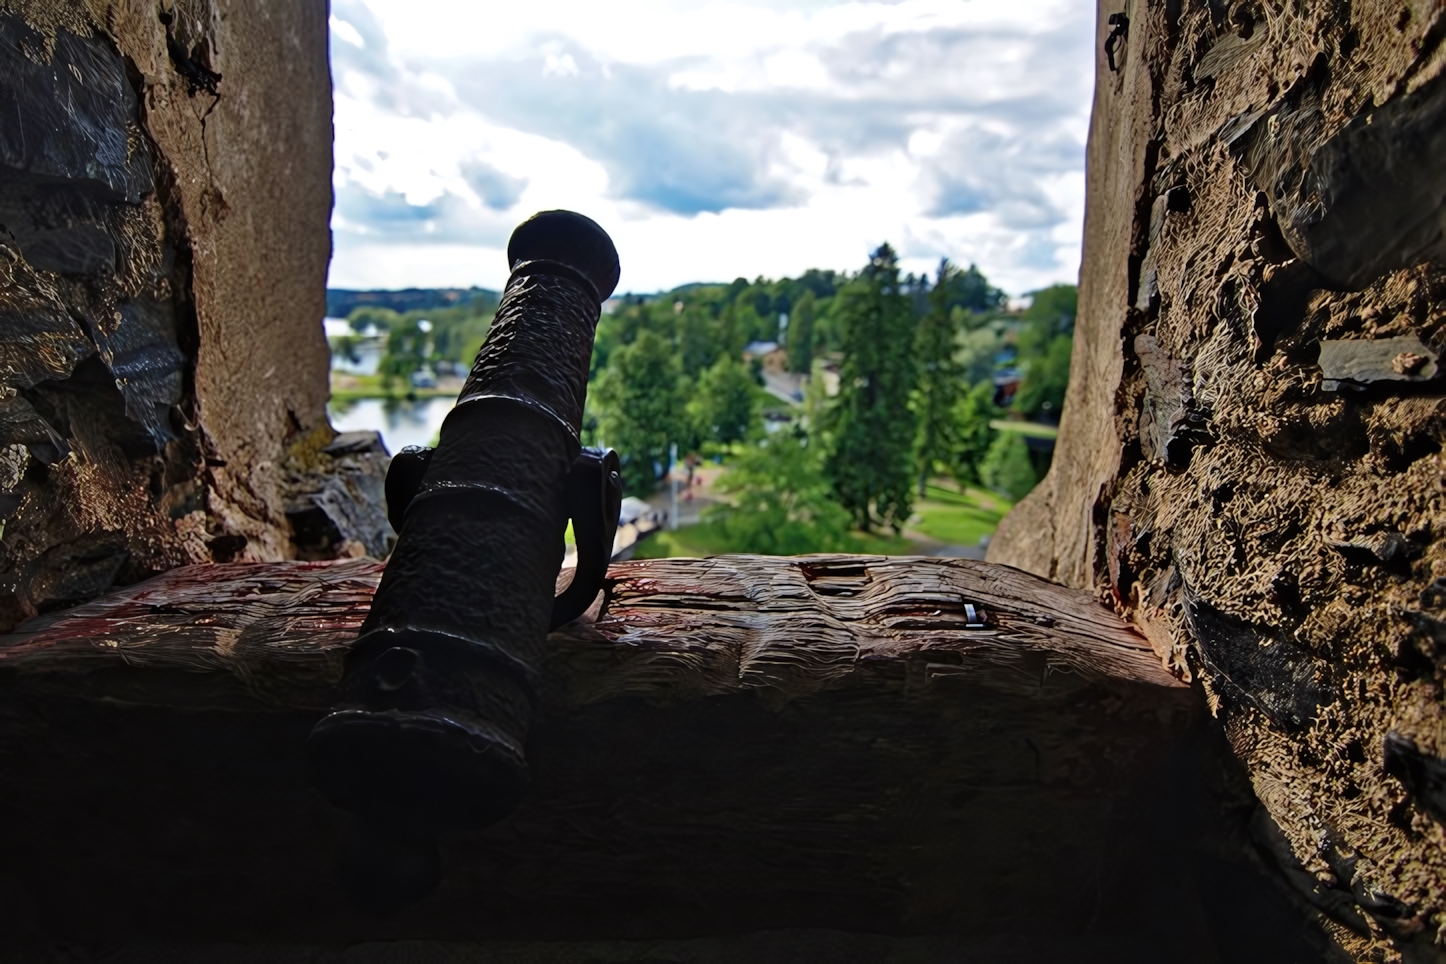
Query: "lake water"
329 396 456 455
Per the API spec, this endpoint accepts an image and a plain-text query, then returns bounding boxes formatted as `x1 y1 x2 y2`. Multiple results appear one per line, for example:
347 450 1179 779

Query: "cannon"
308 210 622 909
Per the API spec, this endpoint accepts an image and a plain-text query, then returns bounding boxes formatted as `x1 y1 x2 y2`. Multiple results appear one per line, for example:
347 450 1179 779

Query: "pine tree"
911 260 966 497
825 243 918 533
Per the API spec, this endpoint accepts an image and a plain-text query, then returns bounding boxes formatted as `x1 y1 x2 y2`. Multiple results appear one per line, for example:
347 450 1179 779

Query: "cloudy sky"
327 0 1095 297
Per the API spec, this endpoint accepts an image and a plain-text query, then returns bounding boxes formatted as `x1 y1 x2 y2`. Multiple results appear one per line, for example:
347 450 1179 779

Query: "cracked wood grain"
0 555 1180 711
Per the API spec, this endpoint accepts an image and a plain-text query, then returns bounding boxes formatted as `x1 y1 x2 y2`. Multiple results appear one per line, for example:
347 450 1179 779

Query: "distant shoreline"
329 372 463 405
328 388 457 404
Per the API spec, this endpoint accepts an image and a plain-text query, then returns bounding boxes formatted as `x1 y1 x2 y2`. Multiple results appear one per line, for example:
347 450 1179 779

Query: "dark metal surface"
307 211 620 910
382 443 621 633
1105 12 1129 73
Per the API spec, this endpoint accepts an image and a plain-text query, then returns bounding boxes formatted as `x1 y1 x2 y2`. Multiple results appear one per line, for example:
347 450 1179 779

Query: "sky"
326 0 1095 298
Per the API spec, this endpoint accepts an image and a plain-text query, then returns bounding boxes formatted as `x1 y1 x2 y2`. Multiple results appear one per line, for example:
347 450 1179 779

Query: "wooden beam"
0 556 1312 956
0 555 1180 701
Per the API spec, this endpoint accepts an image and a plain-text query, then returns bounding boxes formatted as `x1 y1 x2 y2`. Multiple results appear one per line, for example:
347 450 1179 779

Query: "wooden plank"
0 555 1179 706
0 556 1251 952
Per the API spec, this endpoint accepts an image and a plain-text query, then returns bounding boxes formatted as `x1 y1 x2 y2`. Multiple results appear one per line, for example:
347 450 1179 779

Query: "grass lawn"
632 519 915 559
630 477 1011 560
987 419 1059 439
329 373 455 402
631 521 737 559
910 483 1012 548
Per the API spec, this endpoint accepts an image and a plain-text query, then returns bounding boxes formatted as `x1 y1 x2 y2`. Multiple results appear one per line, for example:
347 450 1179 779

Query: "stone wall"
0 0 386 629
990 3 1446 959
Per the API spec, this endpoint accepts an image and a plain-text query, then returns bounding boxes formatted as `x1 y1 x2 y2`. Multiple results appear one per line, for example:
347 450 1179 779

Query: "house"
742 340 789 374
992 368 1021 408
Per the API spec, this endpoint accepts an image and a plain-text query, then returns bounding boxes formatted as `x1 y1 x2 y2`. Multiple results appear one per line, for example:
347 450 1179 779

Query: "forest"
329 248 1077 554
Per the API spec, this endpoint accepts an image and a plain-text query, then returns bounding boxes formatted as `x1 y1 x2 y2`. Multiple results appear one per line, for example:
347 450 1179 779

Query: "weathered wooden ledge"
0 556 1306 956
0 554 1183 705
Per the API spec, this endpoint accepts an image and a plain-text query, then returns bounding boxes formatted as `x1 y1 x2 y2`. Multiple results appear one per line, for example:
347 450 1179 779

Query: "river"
328 396 456 455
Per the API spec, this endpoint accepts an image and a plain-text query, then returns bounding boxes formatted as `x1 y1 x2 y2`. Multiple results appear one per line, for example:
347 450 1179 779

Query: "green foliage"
716 303 746 361
590 296 658 377
788 290 816 374
733 302 772 347
593 329 691 495
911 260 966 496
954 322 1000 387
377 319 431 388
347 297 494 380
522 260 1069 520
1012 284 1077 419
825 243 918 533
980 432 1038 501
945 263 1007 314
583 271 849 397
953 380 1001 486
709 430 854 554
348 306 402 333
330 334 362 366
957 317 1006 385
689 354 759 446
1022 284 1078 333
1012 332 1072 418
677 304 721 376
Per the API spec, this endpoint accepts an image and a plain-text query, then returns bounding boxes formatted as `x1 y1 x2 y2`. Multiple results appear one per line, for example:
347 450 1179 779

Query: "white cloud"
329 15 365 49
326 0 1093 296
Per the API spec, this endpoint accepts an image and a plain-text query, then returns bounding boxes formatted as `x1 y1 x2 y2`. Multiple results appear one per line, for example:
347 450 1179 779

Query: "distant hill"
667 282 727 294
328 285 727 318
326 287 500 319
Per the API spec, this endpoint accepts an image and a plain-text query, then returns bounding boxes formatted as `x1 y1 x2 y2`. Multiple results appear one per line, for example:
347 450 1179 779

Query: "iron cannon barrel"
309 212 620 872
360 258 607 688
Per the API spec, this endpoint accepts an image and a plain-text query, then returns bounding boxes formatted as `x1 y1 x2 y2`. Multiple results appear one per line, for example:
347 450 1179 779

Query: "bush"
979 432 1038 501
709 431 854 554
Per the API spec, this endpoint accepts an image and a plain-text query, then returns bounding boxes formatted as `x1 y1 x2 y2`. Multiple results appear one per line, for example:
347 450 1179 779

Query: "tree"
1022 284 1078 332
952 381 1000 486
348 306 403 333
810 295 841 355
788 290 816 374
709 430 853 554
733 302 771 347
377 318 431 389
825 243 918 533
911 260 966 496
590 297 668 379
347 302 493 368
677 304 720 377
1012 284 1077 419
946 264 1007 314
716 303 747 361
330 334 362 367
957 315 1006 385
1011 332 1072 419
689 354 758 446
593 329 690 495
979 432 1037 501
